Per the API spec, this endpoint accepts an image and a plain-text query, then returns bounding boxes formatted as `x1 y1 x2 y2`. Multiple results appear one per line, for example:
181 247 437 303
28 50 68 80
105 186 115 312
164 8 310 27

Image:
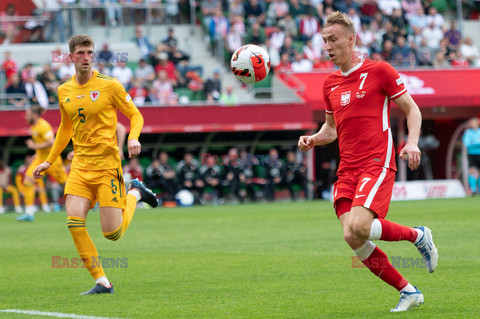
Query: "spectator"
444 21 462 49
264 148 286 201
244 0 267 26
298 5 322 41
267 0 290 25
381 20 398 46
106 0 123 27
94 62 112 76
165 0 179 23
407 7 428 30
284 150 310 201
401 0 422 20
269 26 286 51
425 6 444 29
155 52 184 87
221 147 243 202
112 61 134 90
201 0 220 29
44 0 66 42
158 151 177 203
462 117 480 195
123 157 144 182
98 42 114 64
432 50 449 67
226 25 244 55
135 58 156 84
134 25 154 59
389 8 407 36
422 21 444 50
61 0 75 37
378 0 401 16
209 7 230 58
39 63 59 104
376 38 394 62
239 150 265 201
25 72 49 108
0 158 22 214
415 37 435 66
358 22 375 49
177 152 204 204
275 52 292 73
448 50 469 66
199 155 224 204
291 51 313 72
355 37 371 60
6 73 27 107
262 38 281 70
289 0 306 18
347 7 361 34
278 13 298 39
279 36 296 61
151 70 177 104
392 35 416 66
162 27 178 52
437 37 456 59
1 3 20 45
408 25 423 48
185 70 204 95
245 21 267 45
167 43 191 68
21 63 35 83
145 160 170 202
459 37 480 66
219 85 238 106
204 69 222 101
24 8 46 43
229 0 245 17
312 52 335 69
302 38 322 63
2 51 17 83
128 79 149 106
57 62 75 82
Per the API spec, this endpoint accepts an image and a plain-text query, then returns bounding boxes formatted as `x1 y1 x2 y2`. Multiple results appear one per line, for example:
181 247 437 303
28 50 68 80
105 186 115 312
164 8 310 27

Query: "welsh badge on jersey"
340 91 351 106
90 90 100 102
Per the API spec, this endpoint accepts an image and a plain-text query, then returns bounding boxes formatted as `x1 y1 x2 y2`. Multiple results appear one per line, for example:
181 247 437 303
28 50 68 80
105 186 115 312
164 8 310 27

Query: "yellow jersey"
31 118 54 160
46 70 143 171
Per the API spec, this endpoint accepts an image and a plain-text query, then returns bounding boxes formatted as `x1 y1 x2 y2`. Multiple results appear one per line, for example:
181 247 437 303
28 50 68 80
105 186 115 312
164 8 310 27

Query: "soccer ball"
231 44 271 84
175 190 194 207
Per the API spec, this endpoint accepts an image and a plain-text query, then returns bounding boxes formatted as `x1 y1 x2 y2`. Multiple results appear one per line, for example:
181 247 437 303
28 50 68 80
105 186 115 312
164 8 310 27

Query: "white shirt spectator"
425 8 445 29
378 0 401 16
112 63 133 89
58 63 75 81
460 37 480 66
134 63 155 82
422 24 444 49
291 56 313 73
270 30 285 51
311 32 326 56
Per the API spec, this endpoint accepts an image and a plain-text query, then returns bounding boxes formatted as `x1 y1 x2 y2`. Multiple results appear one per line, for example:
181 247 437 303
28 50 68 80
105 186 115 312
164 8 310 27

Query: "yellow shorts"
26 156 68 184
65 168 126 209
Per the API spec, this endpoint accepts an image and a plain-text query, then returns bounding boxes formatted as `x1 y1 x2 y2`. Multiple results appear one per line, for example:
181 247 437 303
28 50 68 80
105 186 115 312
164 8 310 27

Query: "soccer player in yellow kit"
33 34 158 295
17 105 68 222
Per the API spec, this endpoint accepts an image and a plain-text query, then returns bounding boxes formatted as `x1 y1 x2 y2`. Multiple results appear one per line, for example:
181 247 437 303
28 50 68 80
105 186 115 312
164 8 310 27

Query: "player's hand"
25 139 35 149
127 139 141 158
32 161 51 179
298 135 315 152
67 150 75 161
399 142 421 170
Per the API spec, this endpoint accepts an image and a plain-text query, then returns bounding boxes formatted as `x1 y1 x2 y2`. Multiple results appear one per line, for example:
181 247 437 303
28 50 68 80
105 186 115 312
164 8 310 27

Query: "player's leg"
19 156 43 220
6 185 23 213
0 188 4 214
99 169 157 242
47 157 68 211
36 178 51 213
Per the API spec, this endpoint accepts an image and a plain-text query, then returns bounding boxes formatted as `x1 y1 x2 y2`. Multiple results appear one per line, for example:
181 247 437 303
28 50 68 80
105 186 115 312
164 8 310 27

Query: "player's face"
70 45 94 73
25 109 34 125
322 24 355 68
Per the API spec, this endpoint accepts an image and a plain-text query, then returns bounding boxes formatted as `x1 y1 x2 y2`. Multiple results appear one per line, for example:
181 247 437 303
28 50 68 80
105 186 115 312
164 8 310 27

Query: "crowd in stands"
0 147 312 212
1 0 480 107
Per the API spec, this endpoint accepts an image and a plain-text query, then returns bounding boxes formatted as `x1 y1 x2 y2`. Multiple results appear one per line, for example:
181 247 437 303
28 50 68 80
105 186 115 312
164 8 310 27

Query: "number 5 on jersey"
78 108 86 123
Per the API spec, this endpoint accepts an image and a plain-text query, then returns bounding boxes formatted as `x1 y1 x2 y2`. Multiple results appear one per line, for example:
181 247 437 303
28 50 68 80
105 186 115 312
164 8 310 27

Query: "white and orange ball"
231 44 271 84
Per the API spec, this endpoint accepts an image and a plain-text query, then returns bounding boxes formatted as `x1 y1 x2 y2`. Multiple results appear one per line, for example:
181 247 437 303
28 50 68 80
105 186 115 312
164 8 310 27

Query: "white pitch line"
0 309 125 319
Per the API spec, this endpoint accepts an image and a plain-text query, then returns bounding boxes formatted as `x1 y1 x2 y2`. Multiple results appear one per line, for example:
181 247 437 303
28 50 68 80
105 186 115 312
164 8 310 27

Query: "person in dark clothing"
221 147 242 202
239 150 265 202
264 148 286 202
284 150 310 200
176 152 204 203
200 156 224 204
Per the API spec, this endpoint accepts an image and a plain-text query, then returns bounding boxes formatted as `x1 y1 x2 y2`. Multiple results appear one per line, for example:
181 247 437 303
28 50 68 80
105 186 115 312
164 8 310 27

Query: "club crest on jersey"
90 91 100 102
340 91 351 106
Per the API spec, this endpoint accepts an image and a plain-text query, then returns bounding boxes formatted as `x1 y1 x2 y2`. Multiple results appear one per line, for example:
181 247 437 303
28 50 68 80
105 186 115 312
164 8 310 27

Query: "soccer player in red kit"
298 12 438 312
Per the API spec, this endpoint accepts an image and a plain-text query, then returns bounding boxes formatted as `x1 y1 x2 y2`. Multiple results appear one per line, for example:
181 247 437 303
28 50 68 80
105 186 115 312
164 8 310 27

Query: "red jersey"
323 59 407 173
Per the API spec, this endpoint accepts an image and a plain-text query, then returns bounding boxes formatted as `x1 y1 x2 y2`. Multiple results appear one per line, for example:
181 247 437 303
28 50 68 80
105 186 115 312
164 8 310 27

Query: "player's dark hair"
69 34 94 53
30 105 44 116
324 11 356 37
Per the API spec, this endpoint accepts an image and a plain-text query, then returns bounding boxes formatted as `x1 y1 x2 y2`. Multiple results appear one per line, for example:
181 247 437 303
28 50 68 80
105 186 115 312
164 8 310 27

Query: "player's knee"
348 220 370 240
343 229 357 246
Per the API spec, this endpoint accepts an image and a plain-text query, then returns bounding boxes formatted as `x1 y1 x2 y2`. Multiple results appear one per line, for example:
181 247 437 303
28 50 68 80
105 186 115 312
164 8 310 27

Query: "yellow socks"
67 216 105 280
103 193 138 241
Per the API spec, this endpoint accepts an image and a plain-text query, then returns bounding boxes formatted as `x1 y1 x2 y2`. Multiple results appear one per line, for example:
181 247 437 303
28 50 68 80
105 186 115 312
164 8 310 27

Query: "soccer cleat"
80 283 114 295
128 178 158 208
16 213 34 222
42 204 51 213
390 286 424 312
15 206 23 214
414 226 438 273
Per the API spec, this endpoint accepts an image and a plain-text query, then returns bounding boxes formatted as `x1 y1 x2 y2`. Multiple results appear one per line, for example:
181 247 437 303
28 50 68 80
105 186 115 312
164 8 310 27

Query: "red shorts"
333 166 395 218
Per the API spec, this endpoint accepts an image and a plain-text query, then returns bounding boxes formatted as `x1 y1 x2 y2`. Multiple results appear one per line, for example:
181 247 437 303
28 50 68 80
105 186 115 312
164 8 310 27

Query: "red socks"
362 246 408 291
377 219 418 243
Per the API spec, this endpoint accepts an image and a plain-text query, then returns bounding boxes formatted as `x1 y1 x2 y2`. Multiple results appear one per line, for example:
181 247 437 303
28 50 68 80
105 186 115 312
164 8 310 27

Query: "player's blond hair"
29 105 45 116
69 34 94 53
324 11 356 37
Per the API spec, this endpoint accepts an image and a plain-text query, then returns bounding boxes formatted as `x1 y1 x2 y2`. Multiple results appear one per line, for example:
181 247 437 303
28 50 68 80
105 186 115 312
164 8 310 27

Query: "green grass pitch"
1 198 479 319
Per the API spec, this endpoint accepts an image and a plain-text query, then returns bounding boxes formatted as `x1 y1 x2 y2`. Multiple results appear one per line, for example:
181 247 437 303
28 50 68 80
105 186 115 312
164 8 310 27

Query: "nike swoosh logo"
355 194 366 198
331 85 340 91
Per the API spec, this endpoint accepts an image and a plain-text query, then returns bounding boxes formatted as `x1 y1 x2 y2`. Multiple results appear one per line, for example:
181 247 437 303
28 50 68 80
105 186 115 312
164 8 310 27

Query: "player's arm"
113 80 144 158
26 136 54 150
116 122 127 160
33 106 74 179
394 92 422 170
298 113 337 152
